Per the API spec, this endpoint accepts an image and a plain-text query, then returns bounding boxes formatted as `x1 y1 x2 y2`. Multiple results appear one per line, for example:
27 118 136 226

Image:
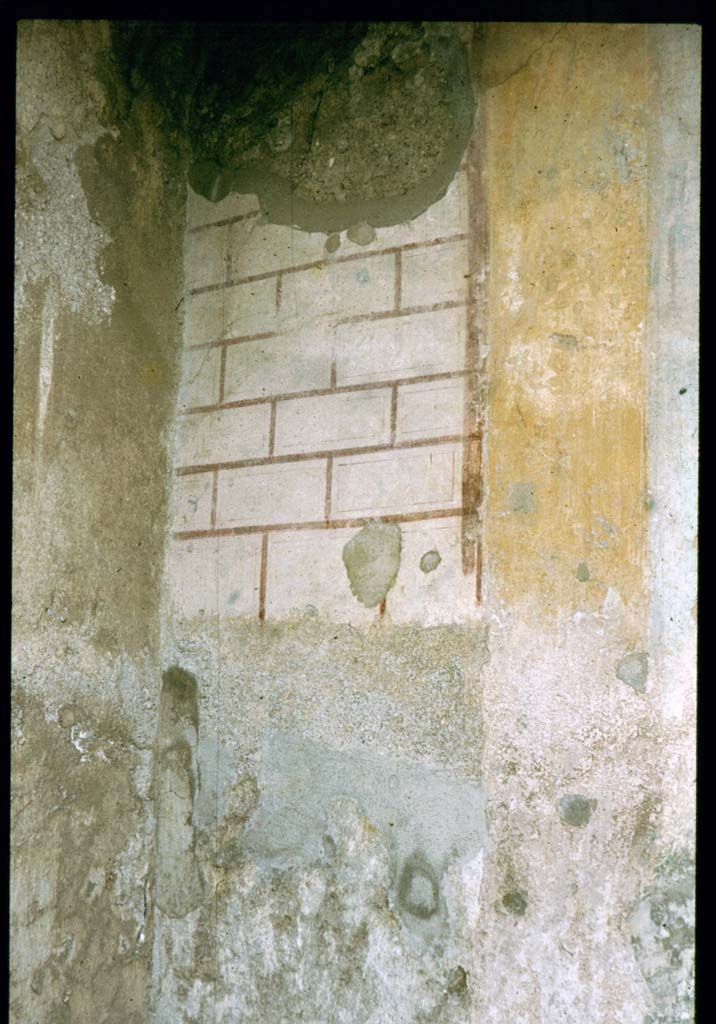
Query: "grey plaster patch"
508 482 536 514
15 24 115 323
420 549 442 574
550 332 580 349
616 652 649 694
630 848 694 1023
155 667 204 918
557 794 597 828
342 521 402 608
346 222 376 246
325 232 341 253
241 730 486 937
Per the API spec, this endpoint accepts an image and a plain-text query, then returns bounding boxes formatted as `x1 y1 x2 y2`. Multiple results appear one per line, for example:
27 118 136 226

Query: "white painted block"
223 324 334 403
178 347 221 411
165 534 262 620
223 277 278 339
230 220 329 280
387 518 480 625
395 378 466 442
334 306 466 386
185 291 224 346
400 239 469 309
217 534 263 618
164 537 218 620
263 529 375 625
331 443 463 519
176 405 271 468
186 186 261 229
285 254 395 325
172 472 214 533
274 389 391 456
184 224 229 290
217 461 327 528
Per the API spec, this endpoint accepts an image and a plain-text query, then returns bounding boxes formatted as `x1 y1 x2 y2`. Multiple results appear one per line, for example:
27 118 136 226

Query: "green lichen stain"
508 482 536 514
502 889 528 916
575 562 590 582
616 651 648 694
342 522 401 608
550 332 580 350
325 233 341 254
557 794 597 828
420 550 442 574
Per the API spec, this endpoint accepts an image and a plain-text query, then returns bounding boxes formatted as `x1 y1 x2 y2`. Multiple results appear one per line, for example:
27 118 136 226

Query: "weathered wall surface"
13 20 698 1024
12 20 187 1023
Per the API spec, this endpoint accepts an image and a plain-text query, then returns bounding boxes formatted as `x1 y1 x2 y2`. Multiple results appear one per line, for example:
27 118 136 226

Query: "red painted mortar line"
188 297 467 353
336 299 466 327
187 210 261 234
462 118 489 602
379 598 387 618
394 250 402 311
330 361 337 390
267 401 277 457
324 456 333 522
176 433 474 477
218 345 227 405
258 534 268 623
210 470 218 529
183 370 469 417
188 233 468 298
390 385 398 445
175 506 466 542
189 330 277 353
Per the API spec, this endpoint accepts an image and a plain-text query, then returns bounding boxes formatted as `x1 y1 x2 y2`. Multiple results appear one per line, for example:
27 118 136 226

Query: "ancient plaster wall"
13 20 699 1024
12 20 187 1023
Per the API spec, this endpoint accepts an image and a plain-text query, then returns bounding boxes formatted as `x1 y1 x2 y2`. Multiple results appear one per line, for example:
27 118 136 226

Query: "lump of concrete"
557 794 597 828
346 222 376 246
342 522 401 608
615 651 648 693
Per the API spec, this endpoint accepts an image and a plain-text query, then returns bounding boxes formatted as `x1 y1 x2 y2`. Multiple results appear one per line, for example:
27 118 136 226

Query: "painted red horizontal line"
174 506 466 542
189 330 277 352
188 233 468 297
183 370 469 416
176 433 474 477
188 210 261 233
336 299 466 326
187 297 467 352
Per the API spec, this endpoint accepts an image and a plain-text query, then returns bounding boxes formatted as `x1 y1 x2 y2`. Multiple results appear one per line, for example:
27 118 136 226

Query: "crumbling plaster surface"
13 19 187 1023
12 20 698 1024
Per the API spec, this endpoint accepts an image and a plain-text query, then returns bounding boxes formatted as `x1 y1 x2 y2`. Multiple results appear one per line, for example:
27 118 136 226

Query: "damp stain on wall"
342 522 402 608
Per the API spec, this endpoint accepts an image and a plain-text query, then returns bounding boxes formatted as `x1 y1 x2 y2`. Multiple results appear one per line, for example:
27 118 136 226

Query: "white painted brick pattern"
273 390 392 456
217 461 327 529
170 177 480 623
